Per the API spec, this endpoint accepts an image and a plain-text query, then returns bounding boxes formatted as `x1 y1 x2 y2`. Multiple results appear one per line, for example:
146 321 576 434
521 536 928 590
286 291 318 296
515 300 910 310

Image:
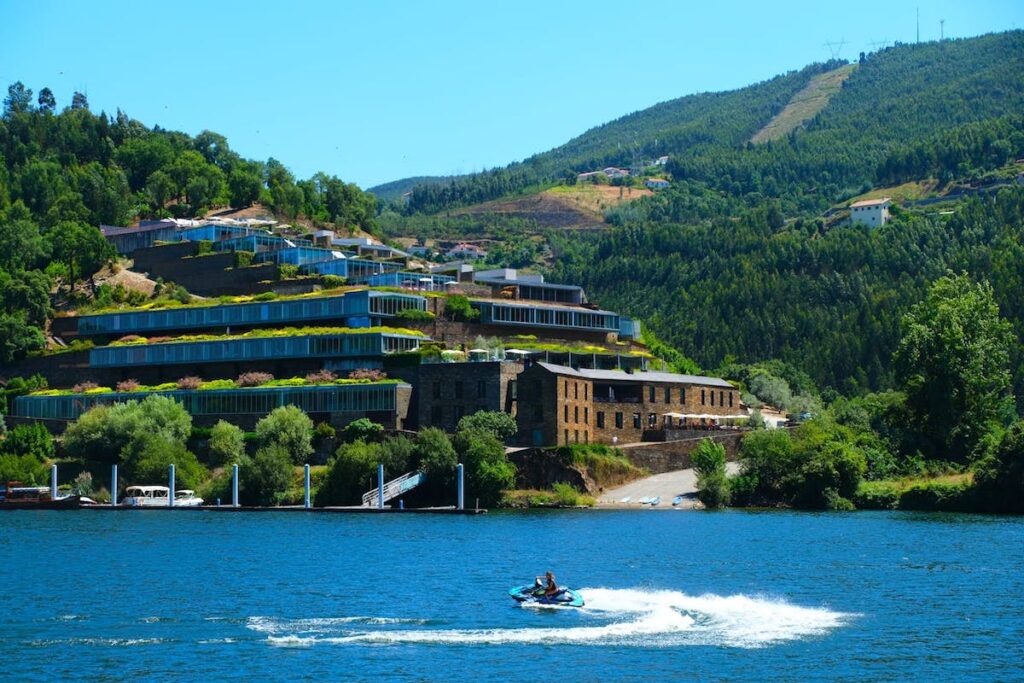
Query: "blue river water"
1 509 1022 682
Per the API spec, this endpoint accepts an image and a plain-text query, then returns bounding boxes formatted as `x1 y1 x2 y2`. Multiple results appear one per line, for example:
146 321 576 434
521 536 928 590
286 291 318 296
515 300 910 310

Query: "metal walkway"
361 470 427 507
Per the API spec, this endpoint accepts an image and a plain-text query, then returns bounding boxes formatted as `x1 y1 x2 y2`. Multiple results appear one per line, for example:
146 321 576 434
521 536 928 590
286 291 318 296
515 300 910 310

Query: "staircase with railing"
361 470 427 507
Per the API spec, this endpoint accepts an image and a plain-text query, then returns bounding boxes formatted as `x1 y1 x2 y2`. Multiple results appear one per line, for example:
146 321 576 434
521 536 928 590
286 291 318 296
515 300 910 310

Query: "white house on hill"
849 198 892 228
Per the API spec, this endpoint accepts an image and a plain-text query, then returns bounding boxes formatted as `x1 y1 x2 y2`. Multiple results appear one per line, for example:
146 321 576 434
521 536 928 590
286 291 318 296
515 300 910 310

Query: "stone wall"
617 431 745 474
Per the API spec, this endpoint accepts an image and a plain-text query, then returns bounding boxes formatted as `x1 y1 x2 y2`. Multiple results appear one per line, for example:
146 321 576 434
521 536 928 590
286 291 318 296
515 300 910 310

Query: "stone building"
413 361 521 432
516 362 742 447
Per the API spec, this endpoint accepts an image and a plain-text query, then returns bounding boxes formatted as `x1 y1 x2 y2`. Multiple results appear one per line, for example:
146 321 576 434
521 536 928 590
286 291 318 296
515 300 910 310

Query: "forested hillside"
0 84 378 362
396 32 1023 214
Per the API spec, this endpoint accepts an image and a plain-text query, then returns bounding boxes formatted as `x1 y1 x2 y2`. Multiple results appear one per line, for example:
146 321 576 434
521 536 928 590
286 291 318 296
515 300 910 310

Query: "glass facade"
89 333 422 367
358 272 455 288
253 246 348 266
176 225 257 242
75 291 426 335
303 258 403 279
473 301 619 332
13 384 406 421
212 234 316 253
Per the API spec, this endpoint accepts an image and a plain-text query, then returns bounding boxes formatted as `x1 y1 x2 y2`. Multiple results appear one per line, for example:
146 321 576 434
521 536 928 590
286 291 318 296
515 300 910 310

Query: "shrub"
234 251 254 268
340 418 384 443
253 291 277 302
314 422 336 442
316 440 382 506
321 274 346 288
240 444 292 506
116 379 141 393
692 439 730 509
237 371 274 387
72 381 99 394
305 369 337 384
852 481 902 510
124 434 207 490
898 481 974 512
208 420 246 468
456 411 518 442
255 405 314 464
0 453 49 485
348 368 386 381
62 395 192 465
445 294 479 321
454 426 515 506
176 376 202 390
973 419 1024 513
396 308 435 320
1 422 54 460
70 472 95 496
278 264 300 280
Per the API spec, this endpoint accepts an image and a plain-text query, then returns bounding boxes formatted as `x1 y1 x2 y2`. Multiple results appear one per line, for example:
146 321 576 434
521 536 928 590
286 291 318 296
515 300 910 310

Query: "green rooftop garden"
29 375 400 397
106 325 426 347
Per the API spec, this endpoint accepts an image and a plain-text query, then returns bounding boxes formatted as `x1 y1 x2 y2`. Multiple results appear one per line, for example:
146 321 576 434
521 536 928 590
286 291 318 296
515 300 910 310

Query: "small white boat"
619 496 632 504
123 486 203 507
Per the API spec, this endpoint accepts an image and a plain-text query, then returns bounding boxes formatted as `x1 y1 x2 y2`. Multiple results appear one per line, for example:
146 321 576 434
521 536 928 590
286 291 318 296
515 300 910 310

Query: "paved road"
597 462 741 509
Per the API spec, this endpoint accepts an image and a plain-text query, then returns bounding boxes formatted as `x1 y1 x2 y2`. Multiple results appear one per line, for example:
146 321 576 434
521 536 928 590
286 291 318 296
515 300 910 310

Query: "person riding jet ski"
534 571 560 597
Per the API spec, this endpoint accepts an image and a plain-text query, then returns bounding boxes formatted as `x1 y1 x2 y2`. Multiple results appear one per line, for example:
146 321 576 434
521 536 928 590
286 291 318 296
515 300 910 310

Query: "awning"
669 413 750 420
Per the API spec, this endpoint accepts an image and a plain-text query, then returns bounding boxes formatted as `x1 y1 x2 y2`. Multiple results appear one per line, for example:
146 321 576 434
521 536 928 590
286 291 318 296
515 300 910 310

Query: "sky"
1 0 1021 189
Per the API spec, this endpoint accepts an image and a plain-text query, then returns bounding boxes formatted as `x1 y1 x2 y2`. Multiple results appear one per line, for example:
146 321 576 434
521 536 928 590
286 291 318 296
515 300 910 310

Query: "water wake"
253 588 852 649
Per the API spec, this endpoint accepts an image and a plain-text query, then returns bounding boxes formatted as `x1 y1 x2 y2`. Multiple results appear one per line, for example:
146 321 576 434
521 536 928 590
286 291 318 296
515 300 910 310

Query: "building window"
584 431 589 444
564 405 569 422
430 405 444 424
534 404 543 421
680 387 686 403
597 412 605 428
584 407 589 424
729 392 734 408
477 380 486 398
574 406 579 423
510 380 518 400
649 386 656 403
564 380 569 397
701 389 706 405
720 391 725 407
664 387 671 403
615 412 623 429
711 391 715 406
633 413 641 429
574 383 578 400
564 429 569 444
574 430 579 443
648 413 657 428
585 384 589 400
433 382 441 399
454 382 463 399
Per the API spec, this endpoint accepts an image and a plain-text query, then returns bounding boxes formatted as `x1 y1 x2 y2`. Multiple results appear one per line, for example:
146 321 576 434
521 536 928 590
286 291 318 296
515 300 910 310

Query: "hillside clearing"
751 63 857 144
452 184 650 229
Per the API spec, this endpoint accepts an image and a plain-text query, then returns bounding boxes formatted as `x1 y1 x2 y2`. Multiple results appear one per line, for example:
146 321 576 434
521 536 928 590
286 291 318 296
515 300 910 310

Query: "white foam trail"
247 616 429 635
257 588 853 649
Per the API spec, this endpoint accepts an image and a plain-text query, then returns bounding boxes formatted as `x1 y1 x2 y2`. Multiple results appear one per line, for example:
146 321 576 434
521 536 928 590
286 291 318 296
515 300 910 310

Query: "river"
2 509 1021 681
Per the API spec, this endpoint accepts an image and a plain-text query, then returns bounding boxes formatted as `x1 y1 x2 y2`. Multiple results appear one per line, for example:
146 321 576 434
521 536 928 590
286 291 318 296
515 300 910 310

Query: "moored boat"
0 482 95 510
123 486 203 507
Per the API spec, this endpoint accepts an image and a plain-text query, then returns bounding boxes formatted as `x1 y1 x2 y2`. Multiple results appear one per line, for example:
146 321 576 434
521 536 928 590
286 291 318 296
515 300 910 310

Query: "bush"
445 294 479 321
898 480 974 512
176 376 202 390
348 368 386 381
72 381 99 393
278 264 300 280
124 434 207 490
305 369 337 384
240 444 292 506
455 426 515 506
255 405 314 464
237 371 274 387
340 418 384 444
973 419 1024 513
456 411 518 442
554 444 645 488
252 291 277 302
208 420 246 468
314 422 336 442
0 453 49 485
63 395 192 465
692 439 730 509
116 379 141 393
321 274 346 288
396 308 435 321
852 481 902 510
1 422 54 460
316 440 382 506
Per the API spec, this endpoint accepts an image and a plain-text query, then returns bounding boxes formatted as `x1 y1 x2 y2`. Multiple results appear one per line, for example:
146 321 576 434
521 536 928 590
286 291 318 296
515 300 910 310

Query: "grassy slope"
750 64 857 143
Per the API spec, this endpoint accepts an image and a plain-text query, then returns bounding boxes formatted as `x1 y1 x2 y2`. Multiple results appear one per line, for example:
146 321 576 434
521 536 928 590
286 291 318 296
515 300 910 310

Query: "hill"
369 175 461 202
750 63 857 143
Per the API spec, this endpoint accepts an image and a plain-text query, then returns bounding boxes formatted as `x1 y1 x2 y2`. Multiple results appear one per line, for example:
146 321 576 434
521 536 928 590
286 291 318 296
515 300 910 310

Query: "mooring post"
50 464 57 500
111 464 118 506
304 464 311 509
456 463 464 510
377 463 385 509
232 464 239 507
168 463 175 508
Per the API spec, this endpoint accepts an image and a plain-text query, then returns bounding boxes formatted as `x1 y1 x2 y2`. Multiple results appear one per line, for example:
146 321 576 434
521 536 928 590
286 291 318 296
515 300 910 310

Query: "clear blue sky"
1 0 1020 188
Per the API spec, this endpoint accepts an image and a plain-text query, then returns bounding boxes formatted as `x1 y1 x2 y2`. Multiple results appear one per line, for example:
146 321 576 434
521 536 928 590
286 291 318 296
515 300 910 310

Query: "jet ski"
509 585 585 607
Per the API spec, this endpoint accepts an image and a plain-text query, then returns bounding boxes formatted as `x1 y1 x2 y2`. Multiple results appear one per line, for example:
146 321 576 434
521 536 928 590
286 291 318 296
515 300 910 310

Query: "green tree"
340 417 384 443
124 434 206 489
454 426 515 506
456 411 518 442
3 81 33 115
255 405 314 464
228 164 262 208
49 221 115 290
0 313 45 363
413 427 459 501
208 420 246 467
0 422 54 460
894 274 1015 461
240 443 293 506
70 91 88 110
315 439 382 506
973 420 1024 513
62 395 192 464
691 438 730 509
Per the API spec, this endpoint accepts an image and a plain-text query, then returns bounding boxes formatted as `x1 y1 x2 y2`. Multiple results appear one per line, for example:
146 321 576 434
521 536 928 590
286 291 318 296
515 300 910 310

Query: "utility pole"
940 19 945 40
916 7 920 44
